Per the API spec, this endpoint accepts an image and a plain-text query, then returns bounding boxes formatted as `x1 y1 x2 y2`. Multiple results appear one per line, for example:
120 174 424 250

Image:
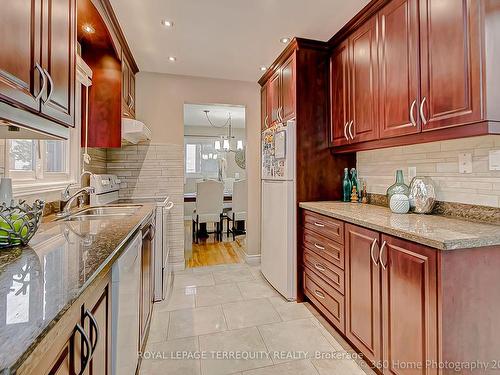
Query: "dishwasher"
111 232 142 375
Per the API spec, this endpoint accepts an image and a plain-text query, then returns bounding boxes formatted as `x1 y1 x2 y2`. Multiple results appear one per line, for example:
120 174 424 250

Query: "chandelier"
204 110 243 152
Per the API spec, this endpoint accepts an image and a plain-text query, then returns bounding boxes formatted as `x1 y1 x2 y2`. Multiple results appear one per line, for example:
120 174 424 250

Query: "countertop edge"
299 202 499 251
5 206 156 374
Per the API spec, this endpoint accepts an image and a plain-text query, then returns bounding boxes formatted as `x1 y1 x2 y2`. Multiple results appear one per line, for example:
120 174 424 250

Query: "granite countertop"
0 203 156 373
299 201 500 251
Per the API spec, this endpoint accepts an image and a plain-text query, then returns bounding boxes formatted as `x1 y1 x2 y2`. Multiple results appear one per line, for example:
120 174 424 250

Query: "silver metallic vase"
409 176 436 214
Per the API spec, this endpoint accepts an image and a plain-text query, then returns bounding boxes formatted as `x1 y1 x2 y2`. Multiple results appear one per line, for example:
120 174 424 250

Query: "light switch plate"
408 166 417 181
489 150 500 170
459 153 472 174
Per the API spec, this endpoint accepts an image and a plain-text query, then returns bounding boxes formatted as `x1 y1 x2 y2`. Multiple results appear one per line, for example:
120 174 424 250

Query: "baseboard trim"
243 252 261 265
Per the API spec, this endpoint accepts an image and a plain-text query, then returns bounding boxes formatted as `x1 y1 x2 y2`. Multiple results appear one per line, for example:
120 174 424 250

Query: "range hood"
121 118 152 144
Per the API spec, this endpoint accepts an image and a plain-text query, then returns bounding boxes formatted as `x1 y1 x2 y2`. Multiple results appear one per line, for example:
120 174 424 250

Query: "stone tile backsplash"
357 135 500 208
107 143 185 270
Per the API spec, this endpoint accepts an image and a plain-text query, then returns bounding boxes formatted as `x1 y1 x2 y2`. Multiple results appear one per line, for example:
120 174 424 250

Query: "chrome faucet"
61 171 95 201
57 186 95 218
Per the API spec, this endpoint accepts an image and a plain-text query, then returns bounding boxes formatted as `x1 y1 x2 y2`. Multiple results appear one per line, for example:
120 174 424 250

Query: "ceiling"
108 0 370 82
184 104 246 128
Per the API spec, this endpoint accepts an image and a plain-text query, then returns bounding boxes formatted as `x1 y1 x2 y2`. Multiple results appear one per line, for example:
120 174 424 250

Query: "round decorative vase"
389 193 410 214
409 176 436 214
386 170 410 202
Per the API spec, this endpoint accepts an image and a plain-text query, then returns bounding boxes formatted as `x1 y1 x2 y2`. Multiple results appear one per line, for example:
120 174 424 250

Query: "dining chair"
226 179 247 240
192 179 224 243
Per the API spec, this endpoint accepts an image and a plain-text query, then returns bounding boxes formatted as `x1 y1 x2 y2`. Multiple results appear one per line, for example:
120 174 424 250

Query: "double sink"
57 205 142 221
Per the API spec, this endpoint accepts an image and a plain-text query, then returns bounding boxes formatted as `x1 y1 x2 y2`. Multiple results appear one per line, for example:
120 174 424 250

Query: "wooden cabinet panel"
330 41 350 147
140 221 154 350
349 16 379 143
379 0 421 138
122 58 130 117
41 0 76 126
345 224 381 365
419 0 482 131
303 211 344 244
268 71 281 125
281 54 295 121
0 0 42 111
381 234 438 375
129 71 136 116
260 85 268 130
303 228 344 270
48 345 73 375
304 249 345 294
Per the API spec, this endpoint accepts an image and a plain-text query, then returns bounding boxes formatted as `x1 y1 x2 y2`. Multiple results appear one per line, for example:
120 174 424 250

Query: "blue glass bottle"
342 168 351 202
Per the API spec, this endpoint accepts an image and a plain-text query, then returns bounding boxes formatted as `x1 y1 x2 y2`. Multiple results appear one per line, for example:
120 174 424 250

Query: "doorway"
183 103 248 268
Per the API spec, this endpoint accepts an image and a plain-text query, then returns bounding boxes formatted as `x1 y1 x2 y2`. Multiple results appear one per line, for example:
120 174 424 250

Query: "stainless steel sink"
57 205 141 221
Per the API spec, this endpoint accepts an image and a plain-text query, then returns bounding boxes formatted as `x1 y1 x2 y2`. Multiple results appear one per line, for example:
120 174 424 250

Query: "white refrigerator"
261 120 297 301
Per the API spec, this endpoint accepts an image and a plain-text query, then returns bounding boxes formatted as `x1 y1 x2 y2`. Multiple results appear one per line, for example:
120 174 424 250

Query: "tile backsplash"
107 143 185 270
357 135 500 208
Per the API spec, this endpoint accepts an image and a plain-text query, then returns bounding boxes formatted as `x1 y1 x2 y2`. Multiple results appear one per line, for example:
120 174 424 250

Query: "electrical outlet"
459 153 472 174
408 166 417 181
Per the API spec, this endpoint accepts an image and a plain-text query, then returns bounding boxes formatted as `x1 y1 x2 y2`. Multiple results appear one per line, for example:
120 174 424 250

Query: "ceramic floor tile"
309 315 345 351
237 280 279 300
213 268 256 284
222 298 281 330
195 283 243 307
168 305 227 339
147 310 170 344
268 297 313 321
141 336 200 375
258 319 334 364
173 272 215 289
156 287 197 312
192 264 229 273
199 327 273 375
311 358 368 375
242 360 320 375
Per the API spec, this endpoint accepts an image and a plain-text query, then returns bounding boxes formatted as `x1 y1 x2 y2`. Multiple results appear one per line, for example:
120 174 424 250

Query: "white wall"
357 135 500 207
136 72 261 258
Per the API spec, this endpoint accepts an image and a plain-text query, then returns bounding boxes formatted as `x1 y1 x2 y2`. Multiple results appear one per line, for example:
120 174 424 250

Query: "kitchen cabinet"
0 0 75 128
280 54 295 121
378 0 420 138
122 56 136 118
268 71 281 126
344 224 381 366
260 84 268 130
330 41 350 147
139 218 155 350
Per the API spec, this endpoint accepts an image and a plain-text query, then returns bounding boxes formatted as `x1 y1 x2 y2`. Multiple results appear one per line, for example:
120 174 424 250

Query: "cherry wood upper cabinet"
378 0 420 138
381 234 438 375
330 40 350 147
122 57 135 119
268 71 281 126
419 0 482 131
349 15 379 144
0 0 42 112
260 84 268 130
280 54 296 121
40 0 76 127
345 224 382 366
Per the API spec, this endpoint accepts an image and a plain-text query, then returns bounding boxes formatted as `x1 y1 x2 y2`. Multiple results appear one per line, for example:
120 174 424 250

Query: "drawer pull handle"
314 263 326 272
314 243 325 250
379 241 388 270
313 222 325 228
314 290 325 299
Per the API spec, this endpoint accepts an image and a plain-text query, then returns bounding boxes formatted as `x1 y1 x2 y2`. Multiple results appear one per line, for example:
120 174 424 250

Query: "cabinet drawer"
303 210 344 244
303 228 344 270
303 269 345 333
304 249 344 294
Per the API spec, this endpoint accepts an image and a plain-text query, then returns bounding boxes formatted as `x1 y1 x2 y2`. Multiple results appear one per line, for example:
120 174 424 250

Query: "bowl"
0 199 45 248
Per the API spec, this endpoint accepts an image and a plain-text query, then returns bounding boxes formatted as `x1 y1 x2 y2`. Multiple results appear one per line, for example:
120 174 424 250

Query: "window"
184 137 219 178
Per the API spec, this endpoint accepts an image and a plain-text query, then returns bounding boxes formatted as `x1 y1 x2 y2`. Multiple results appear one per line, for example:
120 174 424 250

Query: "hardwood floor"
184 221 245 268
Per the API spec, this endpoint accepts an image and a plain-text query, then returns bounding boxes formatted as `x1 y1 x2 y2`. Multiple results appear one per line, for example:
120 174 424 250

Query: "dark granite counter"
0 203 155 374
299 201 500 250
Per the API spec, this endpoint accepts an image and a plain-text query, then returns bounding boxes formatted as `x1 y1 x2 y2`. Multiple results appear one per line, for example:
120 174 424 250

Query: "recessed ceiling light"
161 20 174 27
280 37 290 44
260 66 267 72
168 56 177 62
82 24 95 34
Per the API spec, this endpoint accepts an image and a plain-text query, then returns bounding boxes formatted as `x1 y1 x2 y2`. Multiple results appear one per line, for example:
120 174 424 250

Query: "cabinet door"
330 40 350 147
349 15 379 143
419 0 482 130
41 0 76 126
345 224 382 366
84 284 111 375
122 58 131 118
48 343 73 375
380 235 438 375
268 71 281 125
281 54 295 121
0 0 42 111
140 225 154 349
379 0 420 139
129 71 136 117
261 84 268 130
